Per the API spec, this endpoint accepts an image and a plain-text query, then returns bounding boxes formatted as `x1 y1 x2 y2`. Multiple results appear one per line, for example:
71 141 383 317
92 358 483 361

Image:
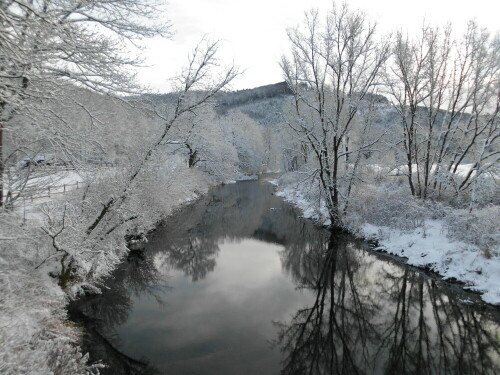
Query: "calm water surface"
70 179 500 375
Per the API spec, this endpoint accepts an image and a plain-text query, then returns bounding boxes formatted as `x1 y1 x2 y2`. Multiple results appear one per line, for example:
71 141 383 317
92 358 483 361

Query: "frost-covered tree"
167 106 239 181
387 22 499 201
0 0 171 206
219 110 267 174
280 3 390 226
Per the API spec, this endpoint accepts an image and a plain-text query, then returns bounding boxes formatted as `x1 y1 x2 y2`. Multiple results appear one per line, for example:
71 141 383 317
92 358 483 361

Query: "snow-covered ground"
361 221 500 305
4 168 107 222
0 250 101 374
271 179 500 306
226 172 259 184
3 167 114 200
383 162 497 178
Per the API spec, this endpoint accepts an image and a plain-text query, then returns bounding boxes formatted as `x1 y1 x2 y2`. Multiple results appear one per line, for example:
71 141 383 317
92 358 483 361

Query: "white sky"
136 0 499 92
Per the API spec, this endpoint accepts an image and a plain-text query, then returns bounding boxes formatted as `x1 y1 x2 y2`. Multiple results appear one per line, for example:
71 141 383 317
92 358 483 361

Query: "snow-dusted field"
3 168 111 222
3 167 114 199
369 162 497 178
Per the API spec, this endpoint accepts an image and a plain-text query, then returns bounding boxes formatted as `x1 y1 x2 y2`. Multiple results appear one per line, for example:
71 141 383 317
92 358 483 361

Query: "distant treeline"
217 82 293 109
132 81 392 112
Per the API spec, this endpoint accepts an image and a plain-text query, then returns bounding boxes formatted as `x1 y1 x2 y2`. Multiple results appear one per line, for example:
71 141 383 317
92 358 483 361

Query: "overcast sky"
136 0 499 92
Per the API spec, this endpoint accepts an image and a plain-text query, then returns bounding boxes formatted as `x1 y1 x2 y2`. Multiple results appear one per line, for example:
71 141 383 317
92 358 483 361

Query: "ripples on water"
69 179 500 375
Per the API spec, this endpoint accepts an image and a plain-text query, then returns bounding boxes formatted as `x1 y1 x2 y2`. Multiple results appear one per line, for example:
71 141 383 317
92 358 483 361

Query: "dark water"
70 179 500 375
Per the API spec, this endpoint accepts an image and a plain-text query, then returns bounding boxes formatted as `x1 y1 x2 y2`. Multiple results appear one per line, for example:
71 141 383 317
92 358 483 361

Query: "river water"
70 179 499 375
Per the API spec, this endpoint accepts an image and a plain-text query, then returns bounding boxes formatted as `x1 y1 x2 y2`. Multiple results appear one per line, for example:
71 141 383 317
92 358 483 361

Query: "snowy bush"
348 185 429 232
0 248 101 375
444 206 500 258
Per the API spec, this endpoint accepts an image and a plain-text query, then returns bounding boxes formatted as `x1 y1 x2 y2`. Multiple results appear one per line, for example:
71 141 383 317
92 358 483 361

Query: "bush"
444 206 500 258
348 184 429 232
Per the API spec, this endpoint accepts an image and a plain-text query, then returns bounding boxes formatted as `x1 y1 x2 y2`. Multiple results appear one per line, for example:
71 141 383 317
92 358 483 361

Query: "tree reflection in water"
70 180 499 375
69 249 166 374
276 230 500 375
155 231 220 282
147 180 289 282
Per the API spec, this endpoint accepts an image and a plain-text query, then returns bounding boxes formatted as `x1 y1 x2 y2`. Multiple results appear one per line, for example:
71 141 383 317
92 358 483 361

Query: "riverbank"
270 173 500 306
0 164 220 374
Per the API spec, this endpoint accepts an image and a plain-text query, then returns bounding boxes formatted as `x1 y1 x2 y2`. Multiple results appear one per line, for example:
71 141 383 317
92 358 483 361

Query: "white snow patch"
235 173 258 181
267 179 279 186
275 187 331 226
360 221 500 305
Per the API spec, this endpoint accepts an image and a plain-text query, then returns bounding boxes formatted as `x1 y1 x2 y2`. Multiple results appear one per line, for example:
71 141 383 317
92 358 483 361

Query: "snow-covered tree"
218 110 267 175
167 106 239 181
0 0 171 206
387 22 499 201
280 3 390 226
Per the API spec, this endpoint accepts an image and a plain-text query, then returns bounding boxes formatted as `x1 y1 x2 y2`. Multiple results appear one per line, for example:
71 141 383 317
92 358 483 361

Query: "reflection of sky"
116 238 315 375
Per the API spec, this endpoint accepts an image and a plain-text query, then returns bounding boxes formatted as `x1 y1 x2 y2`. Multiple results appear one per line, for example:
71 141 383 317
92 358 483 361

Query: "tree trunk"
0 122 3 208
186 142 198 168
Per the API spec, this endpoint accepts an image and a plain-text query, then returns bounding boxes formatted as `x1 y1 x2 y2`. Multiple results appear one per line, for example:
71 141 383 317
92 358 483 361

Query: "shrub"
444 206 500 258
348 184 429 232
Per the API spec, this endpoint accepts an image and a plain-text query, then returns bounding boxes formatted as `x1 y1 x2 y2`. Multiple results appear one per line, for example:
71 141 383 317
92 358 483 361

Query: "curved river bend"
70 179 500 375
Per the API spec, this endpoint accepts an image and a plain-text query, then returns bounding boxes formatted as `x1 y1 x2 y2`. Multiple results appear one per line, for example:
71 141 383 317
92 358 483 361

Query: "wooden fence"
1 181 82 202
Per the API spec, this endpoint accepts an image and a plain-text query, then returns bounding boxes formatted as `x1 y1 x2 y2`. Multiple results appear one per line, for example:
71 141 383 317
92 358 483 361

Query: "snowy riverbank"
0 164 220 374
270 176 500 306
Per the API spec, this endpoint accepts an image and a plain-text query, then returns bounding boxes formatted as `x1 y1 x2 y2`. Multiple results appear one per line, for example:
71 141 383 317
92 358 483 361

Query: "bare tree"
387 22 499 201
280 3 390 226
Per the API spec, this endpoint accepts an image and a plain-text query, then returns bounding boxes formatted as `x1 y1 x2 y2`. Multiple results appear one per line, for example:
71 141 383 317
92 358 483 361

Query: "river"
69 178 500 375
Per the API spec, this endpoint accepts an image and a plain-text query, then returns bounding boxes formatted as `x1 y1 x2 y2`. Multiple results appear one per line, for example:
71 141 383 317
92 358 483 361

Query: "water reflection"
148 180 300 281
277 231 500 375
71 180 500 375
69 250 166 374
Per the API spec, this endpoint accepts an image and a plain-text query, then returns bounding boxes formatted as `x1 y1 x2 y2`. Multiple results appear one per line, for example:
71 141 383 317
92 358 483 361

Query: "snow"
385 163 497 178
226 173 259 184
235 172 259 181
0 250 99 374
8 168 109 222
267 179 279 186
276 187 331 227
361 221 500 305
270 179 500 306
